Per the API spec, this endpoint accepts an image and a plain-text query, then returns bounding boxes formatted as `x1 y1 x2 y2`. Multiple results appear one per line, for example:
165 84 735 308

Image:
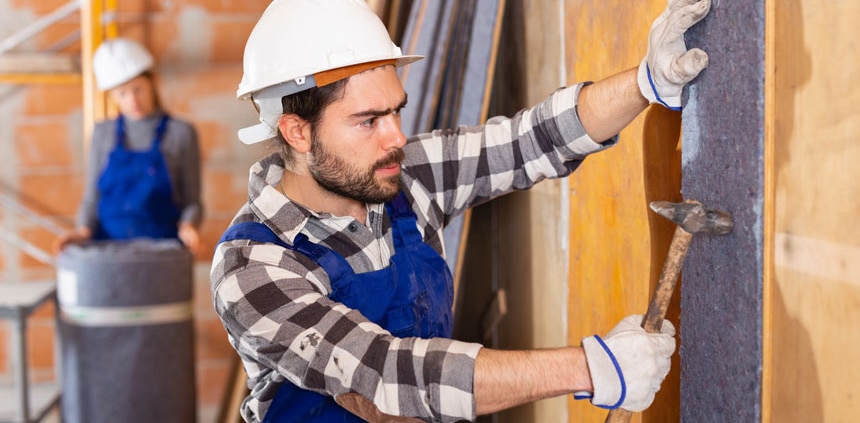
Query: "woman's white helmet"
237 0 423 144
92 38 154 91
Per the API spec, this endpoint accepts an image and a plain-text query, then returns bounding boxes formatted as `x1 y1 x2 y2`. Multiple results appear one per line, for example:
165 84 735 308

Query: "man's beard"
308 134 405 204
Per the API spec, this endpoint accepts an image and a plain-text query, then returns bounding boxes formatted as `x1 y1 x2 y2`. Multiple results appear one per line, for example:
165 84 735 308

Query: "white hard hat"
92 38 154 91
236 0 423 144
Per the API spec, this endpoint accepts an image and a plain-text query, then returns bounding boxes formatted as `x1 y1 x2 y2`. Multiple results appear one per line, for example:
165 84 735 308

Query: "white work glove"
638 0 712 110
575 314 676 411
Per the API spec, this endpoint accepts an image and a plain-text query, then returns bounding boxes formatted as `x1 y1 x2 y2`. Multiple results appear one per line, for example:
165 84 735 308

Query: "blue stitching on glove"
646 63 682 111
593 335 627 410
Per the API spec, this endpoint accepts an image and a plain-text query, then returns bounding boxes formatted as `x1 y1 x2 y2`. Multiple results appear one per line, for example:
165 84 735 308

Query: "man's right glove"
638 0 712 110
576 314 676 411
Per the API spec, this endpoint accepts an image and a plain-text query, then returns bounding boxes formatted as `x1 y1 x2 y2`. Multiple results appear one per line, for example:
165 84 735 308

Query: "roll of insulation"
57 239 196 423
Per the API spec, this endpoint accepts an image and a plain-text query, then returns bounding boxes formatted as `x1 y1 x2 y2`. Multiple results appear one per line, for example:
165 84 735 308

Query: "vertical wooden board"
399 0 455 136
452 0 503 126
771 1 860 421
490 2 568 421
564 1 682 422
681 1 765 422
400 0 503 318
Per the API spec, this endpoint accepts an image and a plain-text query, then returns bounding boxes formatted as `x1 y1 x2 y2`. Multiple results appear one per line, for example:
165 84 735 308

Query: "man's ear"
278 114 312 153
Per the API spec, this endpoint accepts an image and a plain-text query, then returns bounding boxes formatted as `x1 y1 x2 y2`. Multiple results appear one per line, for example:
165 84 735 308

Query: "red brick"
210 20 258 63
177 0 269 15
10 0 69 14
196 359 233 405
24 84 84 116
146 19 179 64
115 0 149 13
191 121 221 162
194 317 233 361
19 173 84 216
26 318 56 372
159 67 243 115
15 121 75 167
32 21 84 51
198 217 234 262
203 170 248 214
18 226 59 270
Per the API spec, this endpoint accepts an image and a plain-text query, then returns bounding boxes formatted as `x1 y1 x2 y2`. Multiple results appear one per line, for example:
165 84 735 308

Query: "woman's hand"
53 227 92 254
178 222 200 255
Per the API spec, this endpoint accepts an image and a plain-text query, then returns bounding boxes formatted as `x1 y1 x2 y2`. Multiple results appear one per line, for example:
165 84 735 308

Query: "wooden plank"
564 1 679 421
769 1 860 421
399 0 455 137
0 53 81 84
215 357 247 423
400 0 504 319
762 0 776 421
0 73 80 84
0 53 79 74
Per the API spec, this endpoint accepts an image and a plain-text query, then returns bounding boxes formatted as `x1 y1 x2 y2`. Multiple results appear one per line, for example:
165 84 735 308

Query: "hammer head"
649 200 733 235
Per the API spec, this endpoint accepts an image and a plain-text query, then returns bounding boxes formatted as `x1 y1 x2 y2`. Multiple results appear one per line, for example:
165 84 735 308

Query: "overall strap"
151 113 170 150
218 222 354 282
385 191 423 248
218 221 288 248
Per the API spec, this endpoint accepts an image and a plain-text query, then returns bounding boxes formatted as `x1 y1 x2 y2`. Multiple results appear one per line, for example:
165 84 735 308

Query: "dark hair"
276 79 347 166
138 71 162 110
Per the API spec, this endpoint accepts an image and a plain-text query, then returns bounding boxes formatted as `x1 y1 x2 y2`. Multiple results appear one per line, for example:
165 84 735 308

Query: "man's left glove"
638 0 712 110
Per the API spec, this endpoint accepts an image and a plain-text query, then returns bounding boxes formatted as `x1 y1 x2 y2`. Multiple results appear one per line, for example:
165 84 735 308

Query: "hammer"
605 199 732 423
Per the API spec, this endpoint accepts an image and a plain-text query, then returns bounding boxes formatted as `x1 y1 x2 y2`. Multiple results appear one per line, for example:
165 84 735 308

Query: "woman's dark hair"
275 79 347 166
138 71 162 111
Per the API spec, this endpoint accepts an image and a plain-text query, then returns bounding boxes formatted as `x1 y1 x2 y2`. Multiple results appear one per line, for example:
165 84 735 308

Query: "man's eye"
362 117 377 127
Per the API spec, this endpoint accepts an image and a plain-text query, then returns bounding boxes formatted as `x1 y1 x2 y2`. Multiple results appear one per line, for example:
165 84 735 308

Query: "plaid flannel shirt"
210 82 616 423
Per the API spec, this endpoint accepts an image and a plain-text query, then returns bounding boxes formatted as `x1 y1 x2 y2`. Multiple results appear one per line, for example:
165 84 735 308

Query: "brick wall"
1 0 272 420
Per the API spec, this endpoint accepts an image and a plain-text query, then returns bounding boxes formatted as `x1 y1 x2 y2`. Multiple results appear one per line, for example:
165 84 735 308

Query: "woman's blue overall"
95 114 181 240
218 192 454 422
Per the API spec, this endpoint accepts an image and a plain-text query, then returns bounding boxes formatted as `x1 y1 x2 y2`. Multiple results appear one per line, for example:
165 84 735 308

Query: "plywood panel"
770 0 860 421
564 1 681 422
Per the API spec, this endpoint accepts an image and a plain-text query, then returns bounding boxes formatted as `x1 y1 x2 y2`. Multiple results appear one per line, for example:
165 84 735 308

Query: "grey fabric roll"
57 239 196 423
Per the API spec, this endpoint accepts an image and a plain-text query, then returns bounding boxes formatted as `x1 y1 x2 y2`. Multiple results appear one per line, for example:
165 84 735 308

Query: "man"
211 0 711 422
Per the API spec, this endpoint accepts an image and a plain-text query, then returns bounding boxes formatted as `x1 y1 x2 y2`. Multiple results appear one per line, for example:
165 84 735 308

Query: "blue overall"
95 114 181 240
218 192 454 422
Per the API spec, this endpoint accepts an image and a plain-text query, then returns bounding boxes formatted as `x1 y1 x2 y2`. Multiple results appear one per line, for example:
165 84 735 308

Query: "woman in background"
55 38 202 254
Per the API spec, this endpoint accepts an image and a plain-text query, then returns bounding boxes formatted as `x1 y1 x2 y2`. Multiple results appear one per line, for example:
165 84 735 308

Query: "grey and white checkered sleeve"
402 82 617 220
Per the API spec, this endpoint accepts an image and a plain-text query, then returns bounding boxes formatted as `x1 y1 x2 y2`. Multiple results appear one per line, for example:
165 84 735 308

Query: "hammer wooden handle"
604 226 693 423
641 226 692 332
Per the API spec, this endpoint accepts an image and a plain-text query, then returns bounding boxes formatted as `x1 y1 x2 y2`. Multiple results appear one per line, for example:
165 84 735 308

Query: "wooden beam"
0 73 81 84
0 53 79 74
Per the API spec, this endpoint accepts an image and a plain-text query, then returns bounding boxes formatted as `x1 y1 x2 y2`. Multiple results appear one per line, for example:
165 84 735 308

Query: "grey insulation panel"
679 1 766 421
57 239 196 423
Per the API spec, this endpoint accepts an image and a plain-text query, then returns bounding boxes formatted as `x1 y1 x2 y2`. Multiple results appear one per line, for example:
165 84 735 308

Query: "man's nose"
381 115 407 150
